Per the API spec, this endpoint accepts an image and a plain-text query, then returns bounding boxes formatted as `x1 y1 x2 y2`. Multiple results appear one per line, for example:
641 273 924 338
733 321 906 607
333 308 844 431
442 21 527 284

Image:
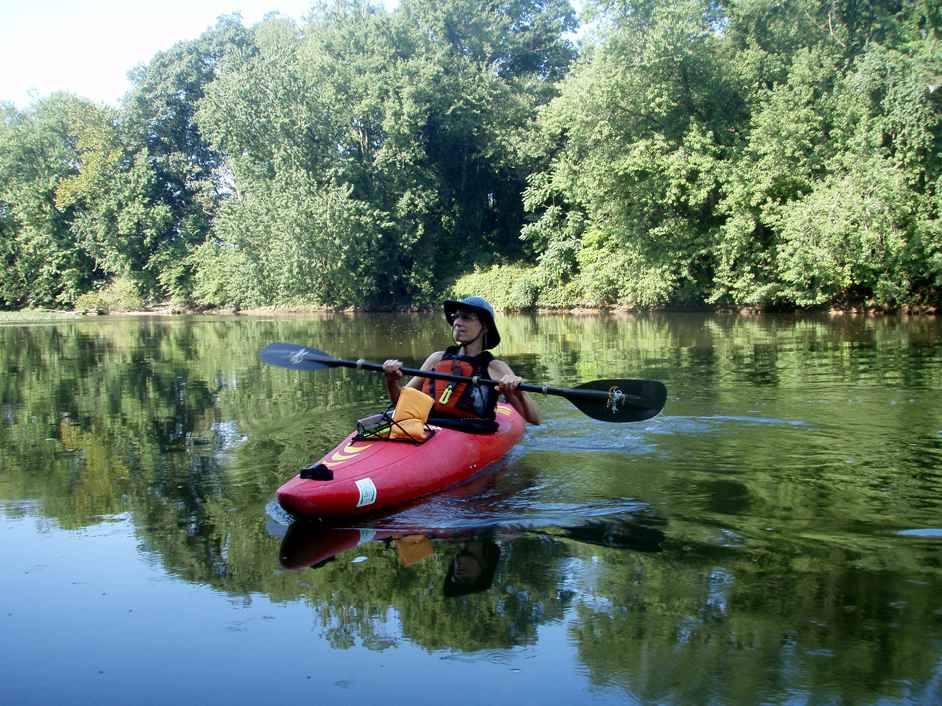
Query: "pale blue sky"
0 0 390 108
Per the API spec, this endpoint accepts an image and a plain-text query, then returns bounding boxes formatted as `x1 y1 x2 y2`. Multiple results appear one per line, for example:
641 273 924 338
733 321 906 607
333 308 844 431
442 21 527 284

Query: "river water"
1 312 940 705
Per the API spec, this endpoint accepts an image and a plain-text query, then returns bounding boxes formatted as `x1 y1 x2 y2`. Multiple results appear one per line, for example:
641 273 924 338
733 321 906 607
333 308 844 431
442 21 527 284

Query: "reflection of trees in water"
1 313 941 700
572 543 942 705
0 316 399 528
274 530 609 652
271 519 942 704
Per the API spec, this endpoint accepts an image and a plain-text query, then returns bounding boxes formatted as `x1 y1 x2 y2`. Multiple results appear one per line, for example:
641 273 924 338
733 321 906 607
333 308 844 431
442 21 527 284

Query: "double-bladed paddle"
260 342 666 423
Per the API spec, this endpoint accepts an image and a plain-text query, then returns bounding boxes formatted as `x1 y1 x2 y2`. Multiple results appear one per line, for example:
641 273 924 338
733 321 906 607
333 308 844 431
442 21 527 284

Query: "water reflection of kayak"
277 403 525 519
279 522 474 571
280 522 504 597
279 524 392 569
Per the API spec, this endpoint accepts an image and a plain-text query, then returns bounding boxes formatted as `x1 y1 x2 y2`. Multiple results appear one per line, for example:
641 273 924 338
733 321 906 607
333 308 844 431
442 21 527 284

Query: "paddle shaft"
312 354 645 407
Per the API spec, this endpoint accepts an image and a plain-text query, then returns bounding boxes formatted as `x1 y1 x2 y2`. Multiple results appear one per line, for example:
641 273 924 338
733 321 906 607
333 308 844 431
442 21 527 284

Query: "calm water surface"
1 313 940 705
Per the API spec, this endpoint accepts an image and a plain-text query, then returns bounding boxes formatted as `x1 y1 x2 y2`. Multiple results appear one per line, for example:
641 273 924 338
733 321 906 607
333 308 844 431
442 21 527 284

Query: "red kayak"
277 403 525 518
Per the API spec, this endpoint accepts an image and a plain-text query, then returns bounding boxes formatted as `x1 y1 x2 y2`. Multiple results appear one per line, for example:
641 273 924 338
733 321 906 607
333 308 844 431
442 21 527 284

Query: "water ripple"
896 528 942 538
360 495 652 534
644 415 811 435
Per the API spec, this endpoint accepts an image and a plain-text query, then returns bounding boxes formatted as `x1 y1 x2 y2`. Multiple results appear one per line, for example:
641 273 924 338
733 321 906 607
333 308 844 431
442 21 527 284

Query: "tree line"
1 0 939 311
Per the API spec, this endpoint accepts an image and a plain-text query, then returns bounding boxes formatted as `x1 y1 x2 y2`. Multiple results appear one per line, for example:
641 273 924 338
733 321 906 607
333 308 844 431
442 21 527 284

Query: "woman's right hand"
383 359 403 379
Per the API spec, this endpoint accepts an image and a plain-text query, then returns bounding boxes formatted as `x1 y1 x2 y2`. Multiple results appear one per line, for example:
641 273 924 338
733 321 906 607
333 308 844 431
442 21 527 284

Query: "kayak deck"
277 403 525 518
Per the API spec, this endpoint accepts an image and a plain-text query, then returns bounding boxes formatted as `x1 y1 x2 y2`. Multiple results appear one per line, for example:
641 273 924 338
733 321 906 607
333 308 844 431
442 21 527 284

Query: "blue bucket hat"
443 296 500 349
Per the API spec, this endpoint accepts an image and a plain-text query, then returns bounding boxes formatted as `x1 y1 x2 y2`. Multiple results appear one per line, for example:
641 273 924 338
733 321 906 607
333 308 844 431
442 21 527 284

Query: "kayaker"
382 296 542 426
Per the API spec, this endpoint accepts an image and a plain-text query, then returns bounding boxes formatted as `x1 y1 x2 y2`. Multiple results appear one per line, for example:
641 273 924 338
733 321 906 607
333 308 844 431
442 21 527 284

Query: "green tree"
520 0 941 309
121 14 255 302
53 101 173 297
193 0 578 308
0 95 97 307
716 23 941 307
394 0 578 278
524 0 743 307
193 9 395 307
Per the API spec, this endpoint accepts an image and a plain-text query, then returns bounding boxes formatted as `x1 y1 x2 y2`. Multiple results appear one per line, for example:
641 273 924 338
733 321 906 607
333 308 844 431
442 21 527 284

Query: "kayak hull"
276 403 525 518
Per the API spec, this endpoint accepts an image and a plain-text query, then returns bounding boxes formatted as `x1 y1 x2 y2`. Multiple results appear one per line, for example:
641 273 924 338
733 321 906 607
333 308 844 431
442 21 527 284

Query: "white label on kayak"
355 477 377 508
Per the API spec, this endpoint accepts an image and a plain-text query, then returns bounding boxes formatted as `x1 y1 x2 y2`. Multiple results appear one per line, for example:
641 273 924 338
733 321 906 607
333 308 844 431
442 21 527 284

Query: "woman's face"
452 308 484 344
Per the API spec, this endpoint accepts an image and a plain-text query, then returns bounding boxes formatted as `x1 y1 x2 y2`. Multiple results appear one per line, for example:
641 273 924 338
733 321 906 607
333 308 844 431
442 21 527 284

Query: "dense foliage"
1 0 939 310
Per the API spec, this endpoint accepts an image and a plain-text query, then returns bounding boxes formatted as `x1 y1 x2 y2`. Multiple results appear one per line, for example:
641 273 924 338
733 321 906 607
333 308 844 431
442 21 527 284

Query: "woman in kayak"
382 296 542 426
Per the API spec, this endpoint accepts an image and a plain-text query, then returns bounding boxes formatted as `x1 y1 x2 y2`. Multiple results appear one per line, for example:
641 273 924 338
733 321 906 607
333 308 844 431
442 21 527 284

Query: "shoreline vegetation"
2 1 940 316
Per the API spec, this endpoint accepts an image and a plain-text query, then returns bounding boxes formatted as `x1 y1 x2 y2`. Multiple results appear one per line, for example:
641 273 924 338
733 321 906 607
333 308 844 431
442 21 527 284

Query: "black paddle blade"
568 379 667 423
260 342 336 371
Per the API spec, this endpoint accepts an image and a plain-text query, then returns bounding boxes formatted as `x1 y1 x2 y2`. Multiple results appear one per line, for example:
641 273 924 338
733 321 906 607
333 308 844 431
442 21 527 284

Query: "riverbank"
0 310 82 323
2 302 938 322
0 306 940 324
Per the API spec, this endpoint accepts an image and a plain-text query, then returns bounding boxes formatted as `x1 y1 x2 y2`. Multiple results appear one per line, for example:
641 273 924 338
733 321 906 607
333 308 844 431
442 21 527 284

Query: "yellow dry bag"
389 387 434 441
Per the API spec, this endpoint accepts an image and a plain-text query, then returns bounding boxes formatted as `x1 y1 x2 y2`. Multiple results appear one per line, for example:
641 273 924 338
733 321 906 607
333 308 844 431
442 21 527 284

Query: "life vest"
420 346 499 420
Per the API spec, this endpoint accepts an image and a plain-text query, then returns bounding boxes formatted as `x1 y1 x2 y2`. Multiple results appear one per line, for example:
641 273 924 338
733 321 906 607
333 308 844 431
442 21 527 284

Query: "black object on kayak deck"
299 463 333 481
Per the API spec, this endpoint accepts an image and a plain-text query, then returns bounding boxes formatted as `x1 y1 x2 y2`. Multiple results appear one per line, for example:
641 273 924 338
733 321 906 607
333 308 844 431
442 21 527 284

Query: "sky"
0 0 391 109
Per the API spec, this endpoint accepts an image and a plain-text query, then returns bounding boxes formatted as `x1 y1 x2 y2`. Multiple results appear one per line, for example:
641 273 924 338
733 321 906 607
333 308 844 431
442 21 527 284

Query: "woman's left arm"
489 360 542 425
